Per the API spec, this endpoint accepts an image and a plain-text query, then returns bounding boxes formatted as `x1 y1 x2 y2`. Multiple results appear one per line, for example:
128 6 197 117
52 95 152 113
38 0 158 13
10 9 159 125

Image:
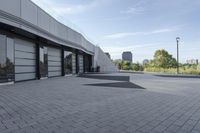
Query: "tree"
113 59 123 70
197 64 200 70
122 61 131 70
131 63 143 71
152 49 177 68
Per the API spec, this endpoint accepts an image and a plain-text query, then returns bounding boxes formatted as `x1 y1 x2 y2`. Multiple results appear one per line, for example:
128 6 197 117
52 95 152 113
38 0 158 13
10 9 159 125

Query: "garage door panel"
48 61 61 66
48 71 61 77
48 56 61 62
15 50 36 59
15 73 36 81
15 66 35 73
48 50 61 57
15 41 35 53
48 66 61 71
48 48 60 56
15 58 35 66
48 47 61 77
15 39 36 81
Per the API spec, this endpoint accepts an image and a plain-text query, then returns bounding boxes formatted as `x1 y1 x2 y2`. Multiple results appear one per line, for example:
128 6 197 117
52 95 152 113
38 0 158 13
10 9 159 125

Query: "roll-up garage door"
72 53 76 74
15 39 36 81
78 55 84 73
48 47 61 77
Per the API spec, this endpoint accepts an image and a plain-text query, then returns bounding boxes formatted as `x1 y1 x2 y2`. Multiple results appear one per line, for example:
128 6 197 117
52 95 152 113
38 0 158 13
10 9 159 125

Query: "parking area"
0 73 200 133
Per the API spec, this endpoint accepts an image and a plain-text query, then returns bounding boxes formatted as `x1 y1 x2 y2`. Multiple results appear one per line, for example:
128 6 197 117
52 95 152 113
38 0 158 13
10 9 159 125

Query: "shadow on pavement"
85 81 145 89
79 74 130 82
155 75 200 79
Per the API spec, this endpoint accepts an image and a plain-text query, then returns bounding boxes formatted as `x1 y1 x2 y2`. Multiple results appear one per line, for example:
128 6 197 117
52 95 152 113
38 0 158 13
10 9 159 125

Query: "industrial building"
0 0 117 83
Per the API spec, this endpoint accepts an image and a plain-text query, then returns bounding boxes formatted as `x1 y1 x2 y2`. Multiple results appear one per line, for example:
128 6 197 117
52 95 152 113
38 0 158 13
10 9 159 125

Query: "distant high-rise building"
105 52 111 59
186 59 199 64
122 51 132 62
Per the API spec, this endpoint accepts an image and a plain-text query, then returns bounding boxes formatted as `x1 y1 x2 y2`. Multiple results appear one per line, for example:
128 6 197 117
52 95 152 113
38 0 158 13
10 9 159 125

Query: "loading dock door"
15 39 36 81
48 47 62 77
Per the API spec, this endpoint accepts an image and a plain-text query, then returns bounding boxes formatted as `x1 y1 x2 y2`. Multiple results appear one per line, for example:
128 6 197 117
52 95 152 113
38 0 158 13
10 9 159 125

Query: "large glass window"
0 35 14 83
84 55 90 72
64 51 72 74
40 46 48 78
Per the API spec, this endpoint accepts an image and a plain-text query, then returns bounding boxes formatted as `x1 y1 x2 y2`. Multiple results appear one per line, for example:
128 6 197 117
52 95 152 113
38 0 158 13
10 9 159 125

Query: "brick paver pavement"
0 73 199 133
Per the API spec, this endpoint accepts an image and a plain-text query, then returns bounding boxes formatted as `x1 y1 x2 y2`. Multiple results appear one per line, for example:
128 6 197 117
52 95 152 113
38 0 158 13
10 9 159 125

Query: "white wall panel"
38 9 50 32
0 0 21 17
49 18 56 35
21 0 38 25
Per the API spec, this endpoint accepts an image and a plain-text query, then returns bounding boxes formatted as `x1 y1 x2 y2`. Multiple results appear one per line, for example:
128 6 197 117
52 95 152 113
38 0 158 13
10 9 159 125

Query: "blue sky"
31 0 200 63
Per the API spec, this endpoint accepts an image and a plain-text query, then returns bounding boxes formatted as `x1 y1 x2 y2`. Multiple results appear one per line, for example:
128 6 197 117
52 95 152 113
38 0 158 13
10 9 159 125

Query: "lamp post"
176 37 180 74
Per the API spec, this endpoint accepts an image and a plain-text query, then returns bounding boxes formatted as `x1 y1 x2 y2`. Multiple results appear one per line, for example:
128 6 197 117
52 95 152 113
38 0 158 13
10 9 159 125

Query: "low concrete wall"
94 47 118 73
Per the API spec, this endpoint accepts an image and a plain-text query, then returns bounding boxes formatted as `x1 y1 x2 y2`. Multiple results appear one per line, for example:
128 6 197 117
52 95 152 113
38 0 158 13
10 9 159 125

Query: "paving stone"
0 73 199 133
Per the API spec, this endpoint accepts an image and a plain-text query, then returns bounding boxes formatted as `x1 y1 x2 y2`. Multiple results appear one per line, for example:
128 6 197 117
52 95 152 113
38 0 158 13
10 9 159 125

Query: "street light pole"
176 37 180 74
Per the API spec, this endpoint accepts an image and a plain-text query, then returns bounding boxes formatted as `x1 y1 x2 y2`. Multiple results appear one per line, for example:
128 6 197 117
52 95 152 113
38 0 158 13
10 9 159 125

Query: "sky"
31 0 200 63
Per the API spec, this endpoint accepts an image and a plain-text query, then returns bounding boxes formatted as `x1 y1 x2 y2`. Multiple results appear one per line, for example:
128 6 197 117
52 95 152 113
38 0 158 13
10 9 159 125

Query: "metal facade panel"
0 0 21 17
21 0 38 25
38 9 50 32
49 17 56 35
15 38 36 81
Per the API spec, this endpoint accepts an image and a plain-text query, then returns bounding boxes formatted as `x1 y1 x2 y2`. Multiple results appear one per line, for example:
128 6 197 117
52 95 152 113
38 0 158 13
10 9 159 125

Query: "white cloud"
104 28 178 39
120 7 144 14
31 0 111 16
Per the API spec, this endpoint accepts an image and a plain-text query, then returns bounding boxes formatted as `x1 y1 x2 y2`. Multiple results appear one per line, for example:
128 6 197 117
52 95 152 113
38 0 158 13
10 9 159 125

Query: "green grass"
144 67 200 75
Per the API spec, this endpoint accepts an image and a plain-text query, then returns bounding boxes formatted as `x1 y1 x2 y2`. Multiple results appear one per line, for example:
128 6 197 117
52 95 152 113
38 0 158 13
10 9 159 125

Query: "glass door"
64 51 72 75
0 35 14 83
40 46 48 78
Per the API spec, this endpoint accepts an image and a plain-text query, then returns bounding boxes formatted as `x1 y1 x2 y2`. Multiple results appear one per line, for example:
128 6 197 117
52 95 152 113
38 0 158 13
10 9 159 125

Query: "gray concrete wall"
94 47 118 73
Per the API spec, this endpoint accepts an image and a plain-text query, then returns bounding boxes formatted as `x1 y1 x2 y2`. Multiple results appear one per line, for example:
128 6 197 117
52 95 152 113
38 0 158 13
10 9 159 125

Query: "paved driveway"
0 73 200 133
